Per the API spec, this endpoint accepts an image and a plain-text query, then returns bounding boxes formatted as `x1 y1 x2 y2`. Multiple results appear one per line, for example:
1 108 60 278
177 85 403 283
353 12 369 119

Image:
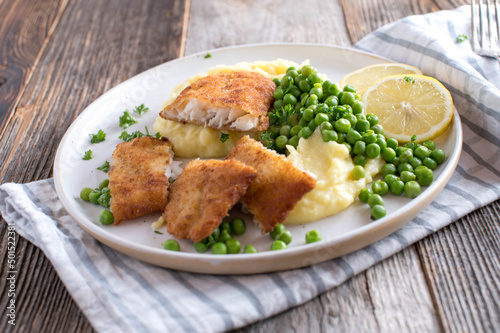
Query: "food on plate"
361 74 453 142
163 159 257 242
154 59 303 158
339 63 423 95
285 128 385 224
108 136 174 224
160 71 275 132
225 135 316 233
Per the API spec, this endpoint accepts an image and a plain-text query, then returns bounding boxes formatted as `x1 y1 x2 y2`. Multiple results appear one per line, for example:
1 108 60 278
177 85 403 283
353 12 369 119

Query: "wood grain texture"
0 0 186 332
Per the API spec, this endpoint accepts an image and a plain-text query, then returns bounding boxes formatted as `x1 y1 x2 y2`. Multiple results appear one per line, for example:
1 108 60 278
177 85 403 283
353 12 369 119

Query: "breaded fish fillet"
109 136 174 224
226 136 316 233
163 159 257 242
160 71 275 132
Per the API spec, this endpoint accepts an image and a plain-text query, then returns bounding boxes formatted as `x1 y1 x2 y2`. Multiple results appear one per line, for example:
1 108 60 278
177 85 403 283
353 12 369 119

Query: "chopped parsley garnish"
205 52 212 58
97 160 110 172
90 129 106 143
119 110 138 128
404 76 416 84
269 104 296 126
169 179 176 184
133 103 149 116
83 149 93 160
119 126 157 142
456 34 468 43
220 133 229 143
154 230 164 235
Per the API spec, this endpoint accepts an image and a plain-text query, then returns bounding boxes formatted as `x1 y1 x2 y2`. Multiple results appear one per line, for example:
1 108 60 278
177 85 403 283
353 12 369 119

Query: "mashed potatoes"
285 129 385 224
154 59 306 158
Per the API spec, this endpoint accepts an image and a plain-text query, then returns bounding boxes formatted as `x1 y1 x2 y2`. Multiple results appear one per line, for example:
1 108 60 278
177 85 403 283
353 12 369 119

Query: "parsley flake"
133 103 149 116
119 130 145 142
204 52 212 58
220 133 229 143
119 110 138 128
154 230 164 235
83 149 93 160
90 129 106 143
456 34 468 43
97 160 110 172
404 76 416 84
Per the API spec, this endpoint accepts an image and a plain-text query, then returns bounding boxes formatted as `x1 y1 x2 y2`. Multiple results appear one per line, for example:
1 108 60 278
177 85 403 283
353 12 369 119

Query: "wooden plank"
417 200 500 332
0 0 69 136
184 0 351 56
0 0 187 332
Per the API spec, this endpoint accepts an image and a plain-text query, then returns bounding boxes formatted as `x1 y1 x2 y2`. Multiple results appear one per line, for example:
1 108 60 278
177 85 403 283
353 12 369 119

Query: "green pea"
301 65 316 77
400 171 416 183
414 145 431 160
381 163 397 176
340 92 355 105
423 157 437 170
162 239 180 251
371 205 386 220
352 100 363 114
308 73 322 85
211 242 228 254
371 124 384 135
392 156 401 167
367 194 384 207
430 149 445 164
404 181 421 198
398 162 413 174
226 238 241 254
298 127 313 139
343 142 352 153
99 209 114 225
270 240 287 251
298 80 311 92
310 87 323 100
335 118 351 133
219 229 231 243
280 75 293 88
80 187 93 201
353 140 366 155
384 174 400 187
290 125 302 137
399 149 413 163
194 242 208 253
319 121 333 132
305 230 322 244
355 119 370 132
366 114 379 126
315 113 329 125
325 95 338 107
270 223 285 239
244 245 258 254
327 83 340 96
97 191 111 208
274 87 284 100
346 129 362 145
386 137 399 149
410 157 423 169
372 180 389 195
352 165 365 180
211 227 220 242
273 99 284 110
344 114 358 127
355 113 367 121
272 78 280 86
231 217 246 236
276 230 292 245
363 132 377 144
376 137 387 150
416 167 434 186
390 180 405 195
288 135 300 148
422 140 436 151
279 125 291 137
322 80 333 93
89 190 102 205
283 93 297 105
353 154 366 166
287 69 299 79
381 147 396 162
322 130 338 142
365 143 381 159
275 135 288 149
358 188 373 203
343 84 356 93
98 179 109 190
302 108 315 121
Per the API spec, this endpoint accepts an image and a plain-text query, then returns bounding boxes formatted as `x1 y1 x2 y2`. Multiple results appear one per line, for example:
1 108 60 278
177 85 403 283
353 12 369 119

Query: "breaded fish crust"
226 136 316 233
109 137 173 224
160 71 275 132
164 159 257 242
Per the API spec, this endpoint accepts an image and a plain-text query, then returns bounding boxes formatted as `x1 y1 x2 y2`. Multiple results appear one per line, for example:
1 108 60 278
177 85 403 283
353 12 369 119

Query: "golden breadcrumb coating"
225 136 316 233
163 159 257 242
109 137 173 224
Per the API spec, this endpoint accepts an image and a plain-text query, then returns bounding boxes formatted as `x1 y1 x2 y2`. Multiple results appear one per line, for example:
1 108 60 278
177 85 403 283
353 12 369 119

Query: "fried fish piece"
225 136 316 233
164 159 257 242
160 71 275 132
109 136 174 224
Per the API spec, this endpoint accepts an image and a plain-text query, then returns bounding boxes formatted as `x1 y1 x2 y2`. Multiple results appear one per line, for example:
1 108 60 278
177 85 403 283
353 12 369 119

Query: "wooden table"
1 0 498 332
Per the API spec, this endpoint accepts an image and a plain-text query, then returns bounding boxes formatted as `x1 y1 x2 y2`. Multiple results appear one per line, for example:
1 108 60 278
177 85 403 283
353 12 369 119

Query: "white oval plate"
54 43 462 275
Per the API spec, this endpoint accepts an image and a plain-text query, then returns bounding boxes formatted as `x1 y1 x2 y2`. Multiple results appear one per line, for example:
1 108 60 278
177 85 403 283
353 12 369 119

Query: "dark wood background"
1 0 498 332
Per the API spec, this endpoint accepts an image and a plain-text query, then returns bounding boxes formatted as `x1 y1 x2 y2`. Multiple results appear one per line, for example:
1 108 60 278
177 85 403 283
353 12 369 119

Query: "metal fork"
471 0 500 60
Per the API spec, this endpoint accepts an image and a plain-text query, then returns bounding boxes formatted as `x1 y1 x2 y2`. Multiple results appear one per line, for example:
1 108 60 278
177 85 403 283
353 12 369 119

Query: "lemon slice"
361 74 453 143
340 63 422 94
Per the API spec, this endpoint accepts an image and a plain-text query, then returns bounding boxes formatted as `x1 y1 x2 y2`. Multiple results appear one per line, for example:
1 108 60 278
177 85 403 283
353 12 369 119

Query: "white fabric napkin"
1 6 499 333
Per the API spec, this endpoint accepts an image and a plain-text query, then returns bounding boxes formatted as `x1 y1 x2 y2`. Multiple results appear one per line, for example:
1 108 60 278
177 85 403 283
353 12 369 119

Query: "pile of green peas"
269 224 322 250
162 217 258 254
358 137 446 220
80 179 114 225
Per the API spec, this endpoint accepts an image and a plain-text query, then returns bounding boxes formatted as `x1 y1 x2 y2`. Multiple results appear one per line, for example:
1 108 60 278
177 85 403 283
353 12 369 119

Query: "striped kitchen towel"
1 5 499 333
